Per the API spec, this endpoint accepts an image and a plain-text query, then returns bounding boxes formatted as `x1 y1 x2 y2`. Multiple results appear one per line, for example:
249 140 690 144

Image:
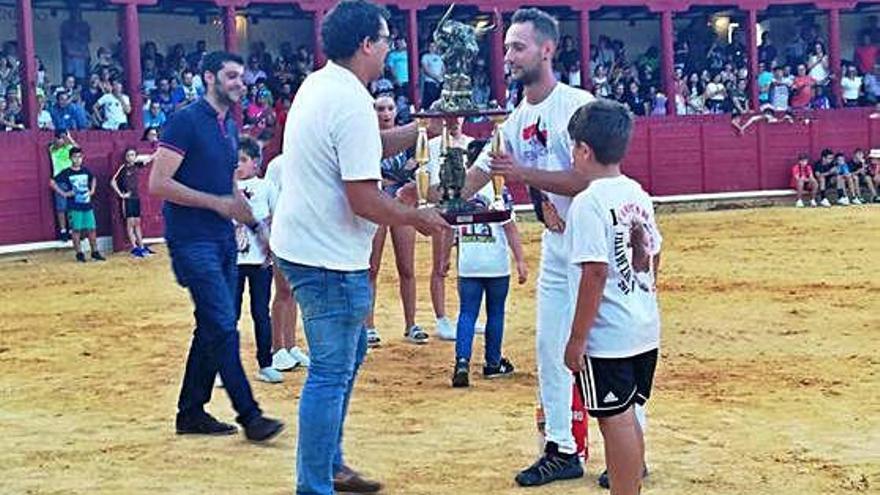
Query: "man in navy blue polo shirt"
148 51 284 443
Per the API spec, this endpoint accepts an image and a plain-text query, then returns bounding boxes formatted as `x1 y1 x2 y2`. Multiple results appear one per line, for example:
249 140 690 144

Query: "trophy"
413 4 511 225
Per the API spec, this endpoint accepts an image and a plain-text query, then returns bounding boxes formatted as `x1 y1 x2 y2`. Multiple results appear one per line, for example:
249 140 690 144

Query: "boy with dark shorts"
849 148 879 203
813 148 846 206
50 147 106 262
111 148 154 257
563 100 662 495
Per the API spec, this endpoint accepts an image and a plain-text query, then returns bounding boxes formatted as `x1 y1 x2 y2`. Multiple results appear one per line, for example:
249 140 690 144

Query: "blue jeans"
456 276 510 366
276 259 370 495
235 264 273 369
168 237 261 425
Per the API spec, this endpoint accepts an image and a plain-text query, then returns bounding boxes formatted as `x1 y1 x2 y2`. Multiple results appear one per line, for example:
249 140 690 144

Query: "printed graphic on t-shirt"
610 203 660 295
459 222 494 244
69 173 91 205
520 117 549 163
236 223 251 254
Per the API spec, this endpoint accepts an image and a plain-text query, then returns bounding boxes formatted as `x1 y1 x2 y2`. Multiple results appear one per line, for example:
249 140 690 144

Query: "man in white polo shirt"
270 2 448 494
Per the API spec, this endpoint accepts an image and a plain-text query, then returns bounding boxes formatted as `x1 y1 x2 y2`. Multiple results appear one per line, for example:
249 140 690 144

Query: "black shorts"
575 349 658 418
123 198 141 219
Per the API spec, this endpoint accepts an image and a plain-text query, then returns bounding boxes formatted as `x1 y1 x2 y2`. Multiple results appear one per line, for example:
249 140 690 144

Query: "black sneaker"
483 357 515 379
598 465 649 489
452 358 469 388
176 413 237 436
515 441 584 487
244 415 285 442
75 252 86 263
91 252 106 261
60 230 70 242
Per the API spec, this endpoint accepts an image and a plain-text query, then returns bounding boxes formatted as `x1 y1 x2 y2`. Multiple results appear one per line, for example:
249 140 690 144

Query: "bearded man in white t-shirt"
454 7 602 487
269 1 448 494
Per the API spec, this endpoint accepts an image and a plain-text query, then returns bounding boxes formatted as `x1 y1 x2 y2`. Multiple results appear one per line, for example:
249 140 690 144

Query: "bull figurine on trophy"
413 4 510 225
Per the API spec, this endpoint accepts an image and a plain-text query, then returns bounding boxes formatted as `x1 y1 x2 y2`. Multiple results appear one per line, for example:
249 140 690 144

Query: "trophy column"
414 118 431 208
490 115 506 210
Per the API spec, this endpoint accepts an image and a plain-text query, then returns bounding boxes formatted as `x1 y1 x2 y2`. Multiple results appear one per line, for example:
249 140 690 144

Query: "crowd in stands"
791 148 880 207
2 13 880 133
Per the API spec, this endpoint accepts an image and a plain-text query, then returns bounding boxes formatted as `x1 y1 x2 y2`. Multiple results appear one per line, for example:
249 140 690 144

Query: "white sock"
635 403 647 432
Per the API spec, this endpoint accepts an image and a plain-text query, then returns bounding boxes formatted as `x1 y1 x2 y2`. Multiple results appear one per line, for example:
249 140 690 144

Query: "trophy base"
440 208 511 225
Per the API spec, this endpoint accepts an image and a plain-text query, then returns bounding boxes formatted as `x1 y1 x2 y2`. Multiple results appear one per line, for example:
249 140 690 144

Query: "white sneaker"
853 197 864 205
810 199 818 207
272 348 298 371
257 367 284 383
795 199 805 208
435 317 456 341
214 375 223 388
820 198 832 207
366 327 381 348
288 346 311 368
837 197 850 206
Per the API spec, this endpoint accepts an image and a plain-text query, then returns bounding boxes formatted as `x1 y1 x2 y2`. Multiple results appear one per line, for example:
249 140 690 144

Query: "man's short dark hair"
821 148 834 158
321 0 390 61
567 100 633 165
69 147 83 158
511 8 560 46
238 135 262 163
202 51 244 78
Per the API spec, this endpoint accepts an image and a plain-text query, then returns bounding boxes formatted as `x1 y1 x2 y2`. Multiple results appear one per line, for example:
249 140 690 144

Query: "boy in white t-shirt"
233 136 282 384
563 100 662 495
450 140 528 388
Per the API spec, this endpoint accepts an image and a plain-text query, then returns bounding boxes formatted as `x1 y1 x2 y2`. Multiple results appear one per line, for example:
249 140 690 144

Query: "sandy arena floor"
1 207 878 495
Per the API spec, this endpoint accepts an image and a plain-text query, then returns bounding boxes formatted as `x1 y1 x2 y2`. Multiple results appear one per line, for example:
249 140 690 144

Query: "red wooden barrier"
1 107 876 249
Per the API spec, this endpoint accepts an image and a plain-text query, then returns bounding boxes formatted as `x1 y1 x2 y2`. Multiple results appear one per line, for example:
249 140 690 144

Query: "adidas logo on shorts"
602 391 618 404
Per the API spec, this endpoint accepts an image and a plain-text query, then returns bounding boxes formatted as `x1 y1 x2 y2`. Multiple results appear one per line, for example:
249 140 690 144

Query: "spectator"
0 56 16 96
596 36 616 68
91 47 121 80
850 148 879 202
790 64 814 109
625 81 649 116
152 77 176 116
813 148 843 206
244 55 268 86
142 57 159 93
79 73 102 112
612 81 627 105
94 80 131 130
757 62 773 105
557 35 579 70
650 86 667 116
37 94 54 130
785 30 808 67
386 38 409 97
704 72 726 113
841 65 863 107
421 41 445 109
807 41 830 86
864 69 880 105
142 126 159 144
49 146 105 262
686 73 705 114
854 33 878 76
172 69 203 110
143 100 167 128
731 78 749 115
593 64 611 98
245 88 276 131
758 32 777 67
60 7 91 82
187 40 208 69
812 85 831 109
51 91 89 131
0 98 24 131
791 152 818 207
142 41 165 73
36 57 48 90
834 152 861 204
769 67 791 112
48 129 78 240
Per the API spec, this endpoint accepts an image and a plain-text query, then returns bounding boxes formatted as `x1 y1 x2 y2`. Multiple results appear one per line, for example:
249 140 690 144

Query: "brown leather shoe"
333 465 383 493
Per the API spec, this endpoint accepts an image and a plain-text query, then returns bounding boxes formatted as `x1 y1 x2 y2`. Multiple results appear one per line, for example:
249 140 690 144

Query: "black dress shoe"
333 465 383 493
244 415 285 442
176 413 237 436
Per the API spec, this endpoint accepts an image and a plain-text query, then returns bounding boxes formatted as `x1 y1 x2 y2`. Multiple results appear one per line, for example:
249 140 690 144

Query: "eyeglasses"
375 34 392 45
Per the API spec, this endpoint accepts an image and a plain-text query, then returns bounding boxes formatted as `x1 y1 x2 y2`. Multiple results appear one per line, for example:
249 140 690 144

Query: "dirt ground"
1 207 878 495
